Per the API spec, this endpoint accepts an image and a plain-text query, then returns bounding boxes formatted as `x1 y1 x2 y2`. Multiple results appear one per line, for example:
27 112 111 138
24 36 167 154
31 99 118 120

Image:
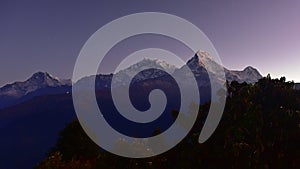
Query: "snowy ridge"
117 58 176 76
226 66 262 83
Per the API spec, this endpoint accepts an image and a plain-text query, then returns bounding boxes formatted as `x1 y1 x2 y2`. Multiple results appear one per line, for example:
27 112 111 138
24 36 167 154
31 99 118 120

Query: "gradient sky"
1 0 300 86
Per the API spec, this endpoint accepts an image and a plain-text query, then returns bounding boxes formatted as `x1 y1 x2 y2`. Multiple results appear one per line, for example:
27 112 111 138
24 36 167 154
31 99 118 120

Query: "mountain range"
0 51 299 169
0 51 262 110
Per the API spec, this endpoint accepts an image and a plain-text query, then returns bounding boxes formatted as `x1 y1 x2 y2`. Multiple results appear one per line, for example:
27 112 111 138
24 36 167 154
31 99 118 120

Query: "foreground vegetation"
36 75 300 169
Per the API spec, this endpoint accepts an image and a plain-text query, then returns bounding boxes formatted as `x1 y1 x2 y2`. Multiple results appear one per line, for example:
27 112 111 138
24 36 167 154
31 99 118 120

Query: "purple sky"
1 0 300 86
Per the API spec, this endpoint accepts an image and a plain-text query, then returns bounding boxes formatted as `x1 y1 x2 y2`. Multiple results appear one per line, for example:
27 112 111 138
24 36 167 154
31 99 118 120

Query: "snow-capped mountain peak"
28 71 60 85
110 58 178 86
243 66 260 75
197 50 215 61
186 51 262 84
186 50 225 76
0 71 71 98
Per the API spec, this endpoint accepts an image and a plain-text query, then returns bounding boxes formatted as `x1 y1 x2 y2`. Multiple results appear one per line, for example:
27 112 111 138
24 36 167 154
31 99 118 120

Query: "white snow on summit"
111 58 177 86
